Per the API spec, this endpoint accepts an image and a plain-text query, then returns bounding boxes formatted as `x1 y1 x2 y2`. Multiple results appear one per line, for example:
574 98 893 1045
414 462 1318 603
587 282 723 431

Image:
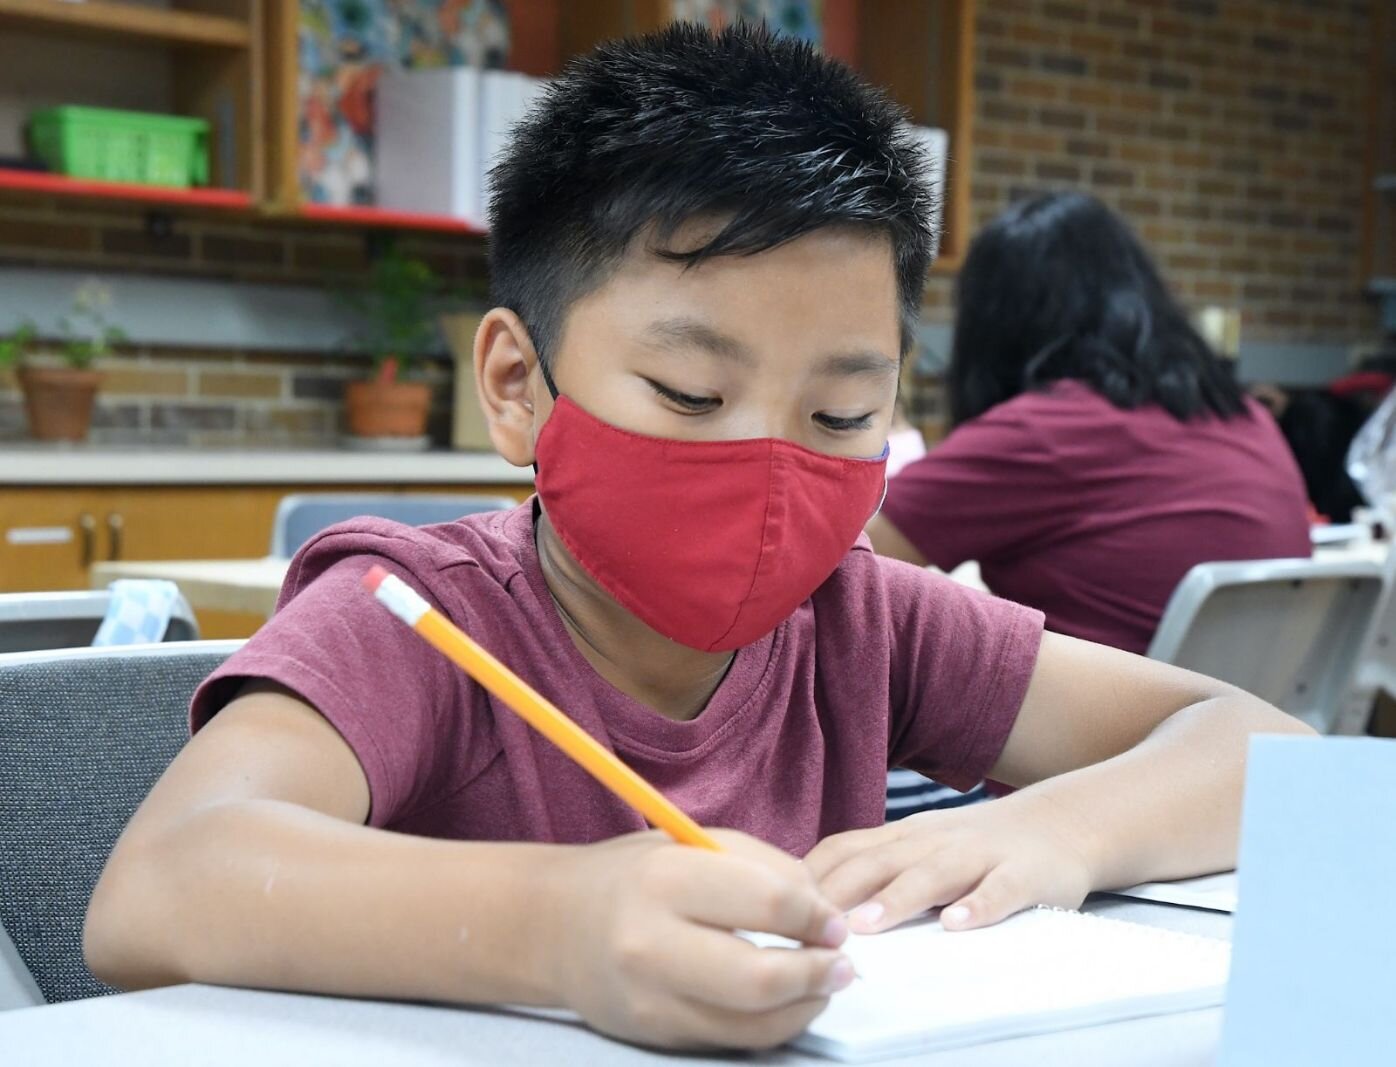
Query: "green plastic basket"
29 106 210 188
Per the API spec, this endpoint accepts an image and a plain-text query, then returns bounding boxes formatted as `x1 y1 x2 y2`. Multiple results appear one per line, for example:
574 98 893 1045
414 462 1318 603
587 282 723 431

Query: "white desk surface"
91 557 290 616
1 898 1230 1067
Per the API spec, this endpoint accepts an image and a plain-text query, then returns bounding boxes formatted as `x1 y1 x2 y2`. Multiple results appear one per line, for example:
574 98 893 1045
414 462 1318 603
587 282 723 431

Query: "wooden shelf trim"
0 168 253 209
0 0 251 48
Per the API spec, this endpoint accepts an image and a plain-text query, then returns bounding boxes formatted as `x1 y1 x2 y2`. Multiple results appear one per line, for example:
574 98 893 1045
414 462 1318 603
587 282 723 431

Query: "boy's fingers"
940 865 1032 931
647 925 853 1013
660 851 845 947
848 858 983 934
801 823 901 881
814 838 942 914
673 992 833 1052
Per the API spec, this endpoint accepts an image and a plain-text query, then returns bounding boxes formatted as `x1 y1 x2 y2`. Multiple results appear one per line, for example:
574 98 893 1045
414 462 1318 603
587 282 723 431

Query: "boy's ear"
474 308 548 467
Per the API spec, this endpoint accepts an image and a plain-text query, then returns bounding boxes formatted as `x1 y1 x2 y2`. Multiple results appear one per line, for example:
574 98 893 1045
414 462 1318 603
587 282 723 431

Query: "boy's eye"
645 378 720 413
814 412 875 432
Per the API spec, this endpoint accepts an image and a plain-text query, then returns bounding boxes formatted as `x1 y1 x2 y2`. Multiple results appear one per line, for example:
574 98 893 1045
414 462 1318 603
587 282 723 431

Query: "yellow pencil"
362 564 723 851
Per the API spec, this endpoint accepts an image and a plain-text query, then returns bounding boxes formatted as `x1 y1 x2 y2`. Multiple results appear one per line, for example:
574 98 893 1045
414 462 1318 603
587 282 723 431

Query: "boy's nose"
722 403 805 444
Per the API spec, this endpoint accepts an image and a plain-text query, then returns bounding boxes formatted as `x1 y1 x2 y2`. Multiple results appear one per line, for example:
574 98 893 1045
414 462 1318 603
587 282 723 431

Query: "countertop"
0 445 534 486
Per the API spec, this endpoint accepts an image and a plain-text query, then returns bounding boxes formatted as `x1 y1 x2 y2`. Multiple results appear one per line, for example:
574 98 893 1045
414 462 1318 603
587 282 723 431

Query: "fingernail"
821 914 848 947
943 905 971 927
849 902 884 932
821 956 856 995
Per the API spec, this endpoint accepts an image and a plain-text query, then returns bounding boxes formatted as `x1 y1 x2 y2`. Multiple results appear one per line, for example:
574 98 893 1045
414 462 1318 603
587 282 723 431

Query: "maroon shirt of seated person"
190 502 1043 854
881 380 1312 655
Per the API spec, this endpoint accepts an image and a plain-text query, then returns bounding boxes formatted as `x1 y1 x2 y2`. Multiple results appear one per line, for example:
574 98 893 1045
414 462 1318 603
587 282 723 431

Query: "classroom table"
91 557 290 616
1 897 1229 1067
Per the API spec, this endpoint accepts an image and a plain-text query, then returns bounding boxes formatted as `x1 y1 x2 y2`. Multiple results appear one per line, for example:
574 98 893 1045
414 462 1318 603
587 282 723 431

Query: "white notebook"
1109 872 1238 913
748 907 1230 1062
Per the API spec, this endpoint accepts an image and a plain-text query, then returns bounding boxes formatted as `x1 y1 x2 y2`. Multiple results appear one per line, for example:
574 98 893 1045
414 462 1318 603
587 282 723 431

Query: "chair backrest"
0 640 241 1005
1348 545 1396 704
270 492 518 559
0 590 199 654
1147 558 1385 733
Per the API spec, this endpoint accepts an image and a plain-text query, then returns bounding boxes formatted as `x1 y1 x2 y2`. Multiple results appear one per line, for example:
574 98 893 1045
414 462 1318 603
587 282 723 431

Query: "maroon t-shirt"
191 502 1043 856
881 381 1311 655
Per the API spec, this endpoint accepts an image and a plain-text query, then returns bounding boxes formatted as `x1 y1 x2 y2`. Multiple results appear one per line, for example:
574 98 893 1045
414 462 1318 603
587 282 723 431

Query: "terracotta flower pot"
18 365 103 442
344 378 432 438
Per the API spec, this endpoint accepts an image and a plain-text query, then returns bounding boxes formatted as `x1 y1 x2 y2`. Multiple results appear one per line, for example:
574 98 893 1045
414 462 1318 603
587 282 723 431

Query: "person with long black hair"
870 192 1311 656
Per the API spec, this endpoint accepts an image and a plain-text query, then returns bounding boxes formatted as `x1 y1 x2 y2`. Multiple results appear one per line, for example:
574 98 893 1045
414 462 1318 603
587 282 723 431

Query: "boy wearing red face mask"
87 23 1309 1053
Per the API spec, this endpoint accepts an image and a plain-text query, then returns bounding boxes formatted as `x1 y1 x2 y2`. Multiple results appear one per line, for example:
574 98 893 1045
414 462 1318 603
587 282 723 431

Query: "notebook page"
749 907 1230 1063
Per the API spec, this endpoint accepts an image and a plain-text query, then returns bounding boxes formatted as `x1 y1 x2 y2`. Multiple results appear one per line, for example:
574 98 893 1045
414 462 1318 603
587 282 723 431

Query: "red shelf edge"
0 168 252 209
0 169 486 235
299 203 486 235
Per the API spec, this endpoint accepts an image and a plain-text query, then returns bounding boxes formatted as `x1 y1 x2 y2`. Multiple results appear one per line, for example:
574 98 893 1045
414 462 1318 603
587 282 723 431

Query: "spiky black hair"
487 21 937 365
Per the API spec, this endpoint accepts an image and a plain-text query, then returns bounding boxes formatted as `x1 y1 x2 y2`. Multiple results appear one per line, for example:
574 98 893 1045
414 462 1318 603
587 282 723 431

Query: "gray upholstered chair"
0 590 199 654
270 493 517 559
0 640 240 1007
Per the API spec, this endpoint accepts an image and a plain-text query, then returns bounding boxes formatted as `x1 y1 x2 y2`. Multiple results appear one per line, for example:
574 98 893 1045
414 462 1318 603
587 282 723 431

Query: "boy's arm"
86 683 852 1050
807 631 1312 932
85 681 560 1004
985 630 1305 889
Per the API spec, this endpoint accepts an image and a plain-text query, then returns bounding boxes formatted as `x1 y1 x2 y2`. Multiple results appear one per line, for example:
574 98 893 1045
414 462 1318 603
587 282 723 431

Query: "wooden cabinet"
0 487 107 592
0 482 532 637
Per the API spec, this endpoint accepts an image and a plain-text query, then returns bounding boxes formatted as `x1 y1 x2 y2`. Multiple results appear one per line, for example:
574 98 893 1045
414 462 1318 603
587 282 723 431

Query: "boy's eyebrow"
815 352 901 381
646 317 754 365
645 317 899 379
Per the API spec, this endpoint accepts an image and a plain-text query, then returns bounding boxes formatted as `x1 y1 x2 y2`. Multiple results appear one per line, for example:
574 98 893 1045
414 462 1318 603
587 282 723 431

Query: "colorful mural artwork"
298 1 819 207
298 0 510 205
669 0 822 46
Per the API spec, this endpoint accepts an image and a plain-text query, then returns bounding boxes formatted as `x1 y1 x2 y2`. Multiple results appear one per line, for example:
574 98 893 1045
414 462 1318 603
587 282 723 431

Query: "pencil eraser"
362 564 390 593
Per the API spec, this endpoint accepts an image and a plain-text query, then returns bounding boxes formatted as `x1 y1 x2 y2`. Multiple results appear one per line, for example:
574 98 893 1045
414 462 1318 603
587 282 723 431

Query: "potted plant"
0 280 124 442
339 250 442 441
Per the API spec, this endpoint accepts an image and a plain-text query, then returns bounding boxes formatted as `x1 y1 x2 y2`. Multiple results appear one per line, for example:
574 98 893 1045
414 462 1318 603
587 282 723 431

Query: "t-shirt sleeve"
883 558 1045 790
190 554 487 828
879 413 1061 571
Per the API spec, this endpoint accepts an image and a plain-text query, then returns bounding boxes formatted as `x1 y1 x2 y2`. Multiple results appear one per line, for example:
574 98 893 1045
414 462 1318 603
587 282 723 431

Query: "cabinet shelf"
0 0 251 49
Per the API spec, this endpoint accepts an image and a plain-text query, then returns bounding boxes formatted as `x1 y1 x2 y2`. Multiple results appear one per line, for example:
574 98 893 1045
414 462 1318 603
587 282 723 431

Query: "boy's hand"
546 829 853 1051
803 795 1096 934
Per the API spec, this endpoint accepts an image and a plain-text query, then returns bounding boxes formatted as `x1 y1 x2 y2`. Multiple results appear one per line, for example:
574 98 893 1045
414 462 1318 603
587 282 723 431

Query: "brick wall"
0 197 478 446
923 0 1380 345
0 348 454 449
0 194 488 288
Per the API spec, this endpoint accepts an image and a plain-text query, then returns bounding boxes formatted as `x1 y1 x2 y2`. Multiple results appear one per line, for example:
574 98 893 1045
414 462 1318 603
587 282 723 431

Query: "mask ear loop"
537 352 560 400
532 352 558 477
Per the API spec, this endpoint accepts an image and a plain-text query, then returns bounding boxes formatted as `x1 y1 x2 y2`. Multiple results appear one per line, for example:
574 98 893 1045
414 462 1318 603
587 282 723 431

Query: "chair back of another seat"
1147 558 1384 733
0 640 240 1005
270 492 518 558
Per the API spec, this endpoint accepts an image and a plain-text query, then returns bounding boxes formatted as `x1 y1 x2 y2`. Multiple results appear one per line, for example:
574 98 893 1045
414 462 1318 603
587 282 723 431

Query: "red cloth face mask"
534 395 888 652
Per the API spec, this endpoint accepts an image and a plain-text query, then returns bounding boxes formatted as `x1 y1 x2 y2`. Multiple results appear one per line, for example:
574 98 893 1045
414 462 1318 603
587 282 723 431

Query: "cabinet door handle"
106 512 124 562
78 512 97 569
